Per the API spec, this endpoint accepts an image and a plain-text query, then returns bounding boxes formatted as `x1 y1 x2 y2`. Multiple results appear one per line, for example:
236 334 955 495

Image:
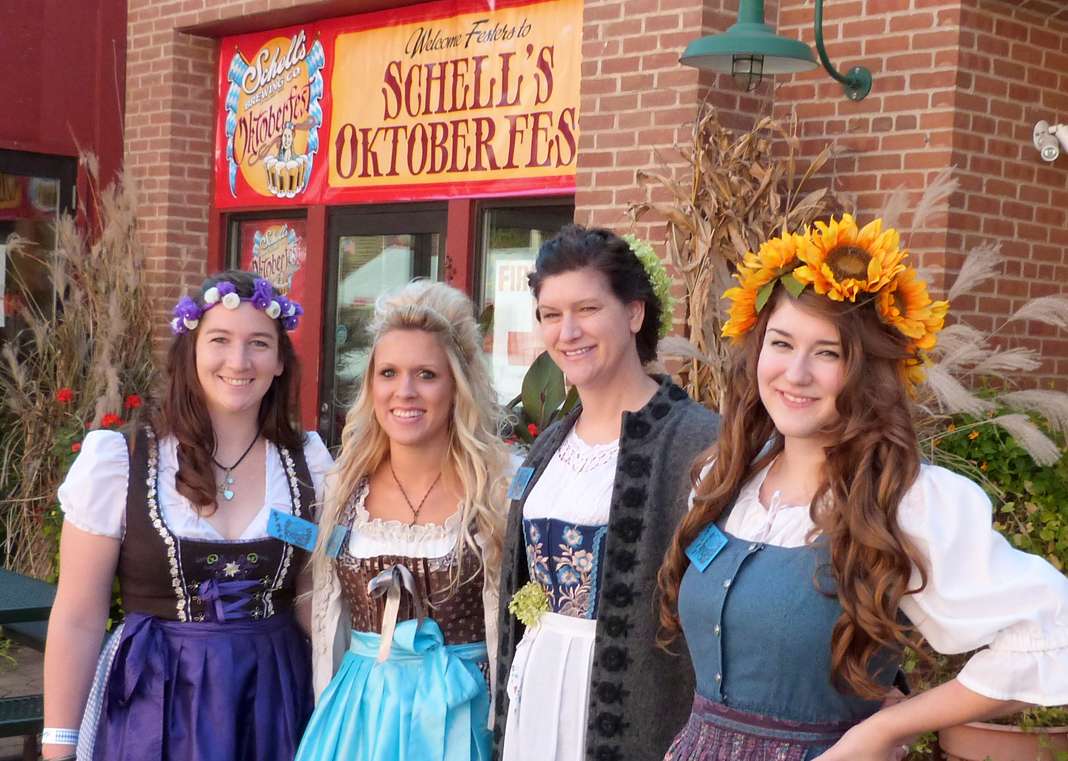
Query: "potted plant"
504 350 578 446
0 155 156 580
907 411 1068 761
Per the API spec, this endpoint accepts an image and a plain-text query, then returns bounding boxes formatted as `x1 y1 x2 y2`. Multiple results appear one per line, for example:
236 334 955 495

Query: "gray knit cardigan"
492 376 721 761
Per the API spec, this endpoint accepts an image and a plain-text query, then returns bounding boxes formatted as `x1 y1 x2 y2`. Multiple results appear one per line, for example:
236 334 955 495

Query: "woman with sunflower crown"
657 215 1068 760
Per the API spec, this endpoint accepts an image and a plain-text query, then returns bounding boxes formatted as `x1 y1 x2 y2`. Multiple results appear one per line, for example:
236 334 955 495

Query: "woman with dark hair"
42 271 332 761
495 225 720 761
658 216 1068 761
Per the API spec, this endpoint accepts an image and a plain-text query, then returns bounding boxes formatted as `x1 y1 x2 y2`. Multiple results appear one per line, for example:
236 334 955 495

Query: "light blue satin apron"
295 559 491 761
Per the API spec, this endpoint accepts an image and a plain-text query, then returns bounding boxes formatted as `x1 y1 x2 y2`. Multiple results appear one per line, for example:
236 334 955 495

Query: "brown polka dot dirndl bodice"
334 480 487 647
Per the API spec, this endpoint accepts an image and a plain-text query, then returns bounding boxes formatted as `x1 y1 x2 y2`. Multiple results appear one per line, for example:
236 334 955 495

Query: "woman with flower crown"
294 280 511 761
43 271 332 761
658 215 1068 761
494 225 720 761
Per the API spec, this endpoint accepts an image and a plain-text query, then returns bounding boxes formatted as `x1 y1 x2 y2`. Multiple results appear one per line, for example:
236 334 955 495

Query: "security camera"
1033 120 1068 162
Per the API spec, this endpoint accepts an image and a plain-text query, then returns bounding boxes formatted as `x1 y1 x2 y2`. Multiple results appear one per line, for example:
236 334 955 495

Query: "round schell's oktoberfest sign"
224 29 326 199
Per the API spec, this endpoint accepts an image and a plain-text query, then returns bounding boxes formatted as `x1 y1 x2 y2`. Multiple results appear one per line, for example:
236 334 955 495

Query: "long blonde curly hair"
312 280 510 589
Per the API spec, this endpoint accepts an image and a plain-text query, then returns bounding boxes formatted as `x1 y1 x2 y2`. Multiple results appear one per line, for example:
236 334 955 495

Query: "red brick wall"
775 0 960 245
128 0 770 343
576 0 779 240
126 0 323 344
947 0 1068 384
576 0 787 342
772 0 1068 388
128 0 1068 382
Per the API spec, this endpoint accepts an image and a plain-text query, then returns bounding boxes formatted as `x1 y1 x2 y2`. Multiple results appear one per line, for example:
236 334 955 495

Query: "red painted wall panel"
0 0 126 185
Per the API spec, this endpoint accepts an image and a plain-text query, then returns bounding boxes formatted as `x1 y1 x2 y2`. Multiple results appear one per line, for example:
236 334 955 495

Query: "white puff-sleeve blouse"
58 429 333 540
720 461 1068 706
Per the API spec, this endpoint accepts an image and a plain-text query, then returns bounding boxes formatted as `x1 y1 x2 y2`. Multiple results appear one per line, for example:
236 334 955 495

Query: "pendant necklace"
212 431 260 501
389 460 442 526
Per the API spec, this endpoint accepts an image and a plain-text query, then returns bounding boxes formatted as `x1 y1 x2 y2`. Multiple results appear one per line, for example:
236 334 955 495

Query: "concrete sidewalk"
0 643 42 761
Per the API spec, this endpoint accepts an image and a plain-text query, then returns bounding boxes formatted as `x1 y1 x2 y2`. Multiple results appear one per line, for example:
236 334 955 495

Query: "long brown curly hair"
153 271 304 515
658 285 929 699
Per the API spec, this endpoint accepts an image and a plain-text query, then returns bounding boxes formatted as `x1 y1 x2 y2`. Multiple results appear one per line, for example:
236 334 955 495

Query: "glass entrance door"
321 203 447 445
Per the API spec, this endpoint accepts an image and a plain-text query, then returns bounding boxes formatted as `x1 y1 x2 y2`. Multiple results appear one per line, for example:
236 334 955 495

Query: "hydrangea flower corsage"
508 581 551 628
623 233 677 340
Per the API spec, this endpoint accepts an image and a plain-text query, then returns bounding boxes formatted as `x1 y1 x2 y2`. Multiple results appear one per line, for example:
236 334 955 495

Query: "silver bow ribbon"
367 564 426 664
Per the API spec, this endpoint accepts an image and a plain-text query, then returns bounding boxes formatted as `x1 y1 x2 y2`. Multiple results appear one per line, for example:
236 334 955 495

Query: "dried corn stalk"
629 104 844 410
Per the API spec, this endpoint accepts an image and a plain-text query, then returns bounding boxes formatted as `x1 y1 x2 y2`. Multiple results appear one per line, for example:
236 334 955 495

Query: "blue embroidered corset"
523 518 608 620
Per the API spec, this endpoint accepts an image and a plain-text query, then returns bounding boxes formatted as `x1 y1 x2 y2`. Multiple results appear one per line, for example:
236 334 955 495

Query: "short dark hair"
528 224 661 363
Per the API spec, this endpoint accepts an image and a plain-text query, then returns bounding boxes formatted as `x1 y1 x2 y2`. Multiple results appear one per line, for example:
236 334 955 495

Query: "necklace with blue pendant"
212 431 260 501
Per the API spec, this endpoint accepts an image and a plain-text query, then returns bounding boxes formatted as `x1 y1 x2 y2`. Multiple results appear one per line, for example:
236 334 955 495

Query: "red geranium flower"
124 394 141 410
72 442 82 453
527 423 538 436
101 413 123 428
56 388 74 403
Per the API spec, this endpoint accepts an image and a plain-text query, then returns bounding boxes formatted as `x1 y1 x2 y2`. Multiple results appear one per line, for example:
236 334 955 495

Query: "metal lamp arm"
813 0 872 100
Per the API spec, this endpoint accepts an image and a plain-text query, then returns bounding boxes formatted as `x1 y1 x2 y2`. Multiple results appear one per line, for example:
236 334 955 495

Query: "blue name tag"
267 509 349 557
507 467 535 500
324 525 349 559
685 523 727 572
267 509 318 551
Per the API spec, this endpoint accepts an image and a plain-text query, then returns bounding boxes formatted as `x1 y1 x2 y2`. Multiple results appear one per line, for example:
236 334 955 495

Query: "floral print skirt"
664 694 853 761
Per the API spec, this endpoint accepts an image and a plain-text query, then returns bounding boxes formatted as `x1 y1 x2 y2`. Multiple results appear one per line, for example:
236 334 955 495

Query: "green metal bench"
1 622 47 653
0 693 43 737
0 568 57 761
0 693 43 761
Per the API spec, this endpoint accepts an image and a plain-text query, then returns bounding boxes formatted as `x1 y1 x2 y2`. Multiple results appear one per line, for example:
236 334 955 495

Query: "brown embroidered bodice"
335 481 487 646
118 427 316 622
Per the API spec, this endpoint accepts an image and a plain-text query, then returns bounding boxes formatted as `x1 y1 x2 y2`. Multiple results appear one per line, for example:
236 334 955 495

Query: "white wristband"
42 727 80 746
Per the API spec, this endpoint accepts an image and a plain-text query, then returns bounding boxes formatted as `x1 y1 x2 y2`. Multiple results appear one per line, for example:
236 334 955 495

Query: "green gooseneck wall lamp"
680 0 873 101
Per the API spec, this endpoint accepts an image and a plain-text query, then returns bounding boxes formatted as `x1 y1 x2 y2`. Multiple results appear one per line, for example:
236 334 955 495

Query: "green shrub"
932 410 1068 571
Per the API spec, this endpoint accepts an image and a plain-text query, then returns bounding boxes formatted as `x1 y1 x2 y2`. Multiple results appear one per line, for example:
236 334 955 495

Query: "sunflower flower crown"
721 214 949 385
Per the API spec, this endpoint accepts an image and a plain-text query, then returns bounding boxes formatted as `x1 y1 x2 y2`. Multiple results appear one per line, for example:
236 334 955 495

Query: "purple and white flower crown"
170 278 304 335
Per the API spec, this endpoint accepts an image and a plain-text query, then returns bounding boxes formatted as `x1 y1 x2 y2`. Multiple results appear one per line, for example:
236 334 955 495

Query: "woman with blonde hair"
658 216 1068 761
296 280 511 761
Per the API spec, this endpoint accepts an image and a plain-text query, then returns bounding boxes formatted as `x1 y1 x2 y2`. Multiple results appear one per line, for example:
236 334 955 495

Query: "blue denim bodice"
678 528 896 725
524 518 608 619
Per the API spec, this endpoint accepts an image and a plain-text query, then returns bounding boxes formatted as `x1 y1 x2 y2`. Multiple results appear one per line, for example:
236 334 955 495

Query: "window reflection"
329 233 439 438
479 204 573 402
0 173 61 343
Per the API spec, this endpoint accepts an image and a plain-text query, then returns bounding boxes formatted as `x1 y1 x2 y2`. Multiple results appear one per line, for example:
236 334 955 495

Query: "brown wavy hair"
153 271 304 515
658 285 929 699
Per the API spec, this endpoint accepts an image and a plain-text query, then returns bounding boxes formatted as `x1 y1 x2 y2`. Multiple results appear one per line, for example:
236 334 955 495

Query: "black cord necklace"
212 431 260 501
389 460 442 526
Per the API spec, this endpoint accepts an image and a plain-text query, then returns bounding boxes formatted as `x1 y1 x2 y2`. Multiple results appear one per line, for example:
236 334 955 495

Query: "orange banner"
215 0 580 207
327 0 580 195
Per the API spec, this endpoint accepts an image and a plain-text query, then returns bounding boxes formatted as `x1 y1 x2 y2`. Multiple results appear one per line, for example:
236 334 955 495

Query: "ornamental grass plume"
901 177 1068 469
0 154 156 579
